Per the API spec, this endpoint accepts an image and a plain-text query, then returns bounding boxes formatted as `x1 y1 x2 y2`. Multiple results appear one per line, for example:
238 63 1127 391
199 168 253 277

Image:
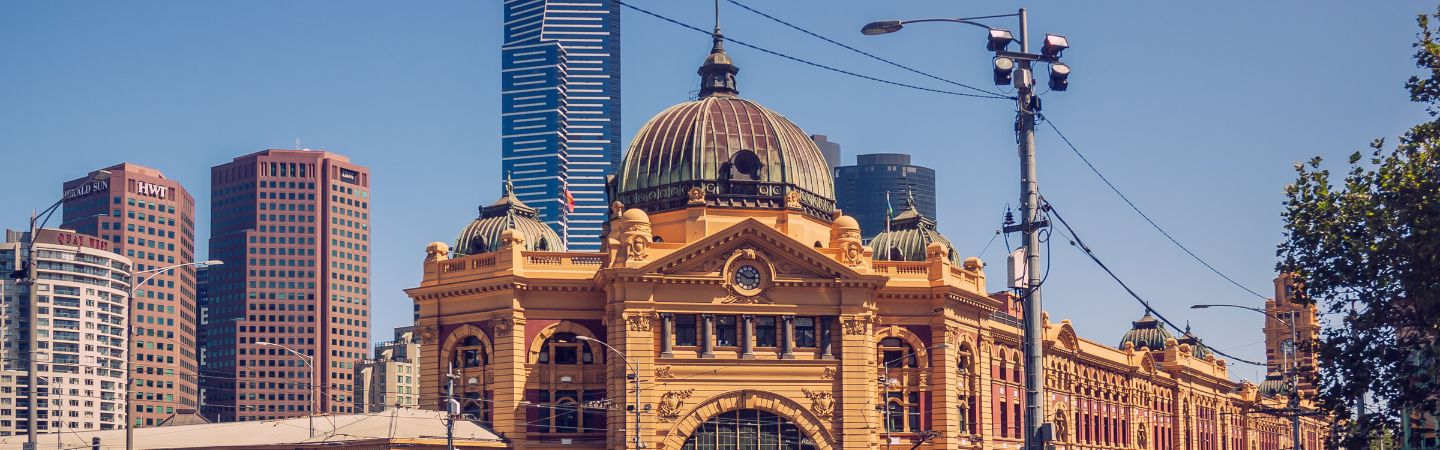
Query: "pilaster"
492 311 527 448
838 313 877 450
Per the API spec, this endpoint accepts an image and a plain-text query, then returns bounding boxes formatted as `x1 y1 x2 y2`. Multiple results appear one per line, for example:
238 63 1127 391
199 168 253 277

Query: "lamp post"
255 341 316 440
575 335 641 450
124 259 221 450
19 169 110 449
1191 303 1303 450
863 10 1070 450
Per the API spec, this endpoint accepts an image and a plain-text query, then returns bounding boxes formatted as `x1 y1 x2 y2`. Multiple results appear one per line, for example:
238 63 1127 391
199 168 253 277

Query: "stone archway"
660 390 836 450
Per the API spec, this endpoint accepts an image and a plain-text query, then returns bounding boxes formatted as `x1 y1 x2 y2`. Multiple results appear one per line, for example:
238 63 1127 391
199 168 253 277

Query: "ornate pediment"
644 219 868 283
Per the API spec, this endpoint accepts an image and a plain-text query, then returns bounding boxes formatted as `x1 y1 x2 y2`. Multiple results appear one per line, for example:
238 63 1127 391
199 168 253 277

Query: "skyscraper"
0 229 131 436
203 149 371 421
500 0 621 252
833 153 937 239
809 134 843 169
60 163 198 428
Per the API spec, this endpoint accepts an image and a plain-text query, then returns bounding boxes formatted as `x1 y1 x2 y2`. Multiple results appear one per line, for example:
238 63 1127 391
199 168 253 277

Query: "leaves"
1277 6 1440 448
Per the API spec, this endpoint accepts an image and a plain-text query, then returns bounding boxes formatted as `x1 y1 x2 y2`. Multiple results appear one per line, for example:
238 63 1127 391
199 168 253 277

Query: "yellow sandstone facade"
407 25 1328 450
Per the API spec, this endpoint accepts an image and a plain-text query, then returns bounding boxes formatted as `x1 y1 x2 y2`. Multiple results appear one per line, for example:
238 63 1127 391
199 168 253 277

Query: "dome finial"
504 171 514 197
697 0 739 98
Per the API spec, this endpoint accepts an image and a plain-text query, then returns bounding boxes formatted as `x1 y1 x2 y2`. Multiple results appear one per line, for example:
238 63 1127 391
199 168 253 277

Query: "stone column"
780 315 796 359
837 313 877 450
819 316 834 359
930 324 958 449
660 313 674 357
700 314 715 358
741 315 755 358
491 313 526 448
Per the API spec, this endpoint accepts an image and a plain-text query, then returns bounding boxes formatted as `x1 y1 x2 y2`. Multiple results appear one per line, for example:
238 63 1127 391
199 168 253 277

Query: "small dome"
621 208 650 223
455 178 565 255
868 192 957 263
1256 373 1293 398
1177 325 1213 359
613 26 834 219
832 214 859 230
1118 312 1174 351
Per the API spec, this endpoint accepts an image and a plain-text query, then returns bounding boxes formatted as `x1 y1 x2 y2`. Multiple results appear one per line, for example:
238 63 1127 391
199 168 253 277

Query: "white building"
0 228 130 436
354 326 419 413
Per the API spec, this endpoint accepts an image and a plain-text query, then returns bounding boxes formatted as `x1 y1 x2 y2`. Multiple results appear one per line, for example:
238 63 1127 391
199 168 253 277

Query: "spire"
504 171 514 197
697 0 739 98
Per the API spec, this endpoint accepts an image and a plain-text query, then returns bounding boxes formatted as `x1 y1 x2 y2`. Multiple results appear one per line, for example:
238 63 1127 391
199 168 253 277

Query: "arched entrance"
680 409 818 450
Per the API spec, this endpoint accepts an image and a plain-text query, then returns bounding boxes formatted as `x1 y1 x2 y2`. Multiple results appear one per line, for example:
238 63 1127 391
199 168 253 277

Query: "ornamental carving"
610 201 624 219
839 241 865 267
625 312 659 331
1137 421 1148 448
625 222 652 234
656 389 695 422
493 318 514 338
821 367 837 380
801 389 835 420
417 325 438 344
784 190 801 209
1054 408 1069 440
842 316 871 335
687 187 706 205
722 292 773 305
732 247 760 261
841 229 861 240
945 324 961 346
654 365 675 379
627 234 650 261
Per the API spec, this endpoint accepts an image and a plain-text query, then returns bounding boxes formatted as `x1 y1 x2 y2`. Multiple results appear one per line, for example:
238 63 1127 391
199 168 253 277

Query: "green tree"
1277 7 1440 448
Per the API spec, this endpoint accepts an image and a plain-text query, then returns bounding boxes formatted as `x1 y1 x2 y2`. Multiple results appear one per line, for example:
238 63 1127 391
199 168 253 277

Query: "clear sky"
1 1 1428 380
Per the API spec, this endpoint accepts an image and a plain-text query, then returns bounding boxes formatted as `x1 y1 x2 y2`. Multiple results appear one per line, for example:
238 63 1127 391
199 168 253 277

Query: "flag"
885 191 893 230
562 178 576 213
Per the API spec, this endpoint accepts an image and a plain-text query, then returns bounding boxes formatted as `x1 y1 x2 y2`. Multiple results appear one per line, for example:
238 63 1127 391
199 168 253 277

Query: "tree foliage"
1277 7 1440 447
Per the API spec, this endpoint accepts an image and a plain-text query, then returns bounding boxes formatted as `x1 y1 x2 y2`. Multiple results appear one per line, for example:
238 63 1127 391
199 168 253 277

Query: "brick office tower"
60 163 198 428
203 149 372 421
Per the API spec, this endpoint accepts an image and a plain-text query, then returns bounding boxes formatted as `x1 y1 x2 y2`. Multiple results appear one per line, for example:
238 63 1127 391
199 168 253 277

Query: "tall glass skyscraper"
500 0 621 252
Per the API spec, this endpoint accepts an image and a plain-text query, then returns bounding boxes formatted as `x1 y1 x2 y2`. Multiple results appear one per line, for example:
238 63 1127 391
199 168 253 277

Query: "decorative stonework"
821 367 837 380
784 190 801 209
657 389 695 422
801 389 835 420
721 292 773 304
654 365 675 379
1137 421 1148 448
945 324 961 346
625 312 659 331
687 187 706 206
839 241 865 267
417 325 438 345
842 316 871 335
493 317 514 338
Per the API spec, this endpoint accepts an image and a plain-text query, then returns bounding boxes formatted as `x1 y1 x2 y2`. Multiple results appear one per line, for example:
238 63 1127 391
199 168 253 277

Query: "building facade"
834 154 937 240
203 149 372 421
354 326 420 413
410 30 1329 450
500 0 621 253
0 229 130 436
59 163 199 428
810 134 843 169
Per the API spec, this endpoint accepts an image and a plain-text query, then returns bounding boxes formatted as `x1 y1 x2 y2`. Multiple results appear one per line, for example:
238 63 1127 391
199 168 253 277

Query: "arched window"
877 336 925 434
956 344 977 434
467 236 487 254
537 237 550 251
458 336 487 368
680 409 816 450
533 329 604 435
537 332 595 365
449 333 490 425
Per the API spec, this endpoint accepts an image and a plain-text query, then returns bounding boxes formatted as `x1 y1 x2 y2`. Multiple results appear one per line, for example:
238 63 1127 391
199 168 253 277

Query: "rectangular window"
794 317 816 347
755 317 776 347
715 316 737 347
675 315 697 347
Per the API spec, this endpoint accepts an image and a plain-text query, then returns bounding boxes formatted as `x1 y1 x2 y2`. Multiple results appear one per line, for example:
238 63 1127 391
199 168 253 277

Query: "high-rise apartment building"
203 149 371 421
353 326 419 413
501 0 621 252
833 153 937 239
60 163 198 428
0 228 131 436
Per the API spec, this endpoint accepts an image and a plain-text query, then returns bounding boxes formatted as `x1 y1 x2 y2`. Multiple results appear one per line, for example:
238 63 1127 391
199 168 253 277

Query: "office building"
833 153 937 239
810 134 842 168
59 163 198 428
500 0 621 252
203 149 371 421
0 228 130 435
354 326 420 413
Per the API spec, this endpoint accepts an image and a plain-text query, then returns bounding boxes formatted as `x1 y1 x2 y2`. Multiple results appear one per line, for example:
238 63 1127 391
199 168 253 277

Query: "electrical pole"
25 211 41 450
1287 320 1302 450
1013 9 1051 450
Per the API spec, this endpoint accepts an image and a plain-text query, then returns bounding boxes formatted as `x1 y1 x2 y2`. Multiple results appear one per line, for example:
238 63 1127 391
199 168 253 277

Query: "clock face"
734 265 762 290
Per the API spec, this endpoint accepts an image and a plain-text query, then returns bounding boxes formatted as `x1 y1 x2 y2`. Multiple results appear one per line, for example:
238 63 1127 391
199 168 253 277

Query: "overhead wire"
611 0 1011 100
1037 113 1270 301
724 0 1007 98
1042 199 1265 367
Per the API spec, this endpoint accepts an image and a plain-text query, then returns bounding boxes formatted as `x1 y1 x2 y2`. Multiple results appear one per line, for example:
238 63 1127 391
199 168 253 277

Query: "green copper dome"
613 27 835 219
867 192 957 263
455 178 565 256
1118 312 1174 351
1177 325 1213 359
1256 372 1293 398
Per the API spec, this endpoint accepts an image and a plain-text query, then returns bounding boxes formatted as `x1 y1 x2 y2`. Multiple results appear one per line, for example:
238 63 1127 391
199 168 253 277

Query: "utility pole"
1010 9 1052 450
25 211 41 450
1286 320 1302 450
446 364 458 450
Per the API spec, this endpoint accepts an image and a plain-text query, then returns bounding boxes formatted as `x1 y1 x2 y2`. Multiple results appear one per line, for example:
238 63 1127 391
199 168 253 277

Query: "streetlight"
862 9 1071 450
1191 303 1304 449
19 169 108 448
125 259 221 450
575 335 642 450
254 340 316 440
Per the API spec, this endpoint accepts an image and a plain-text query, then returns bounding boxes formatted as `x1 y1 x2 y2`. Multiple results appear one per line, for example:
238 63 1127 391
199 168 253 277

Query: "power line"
611 0 1011 100
1042 199 1266 367
1037 114 1271 301
724 0 1007 98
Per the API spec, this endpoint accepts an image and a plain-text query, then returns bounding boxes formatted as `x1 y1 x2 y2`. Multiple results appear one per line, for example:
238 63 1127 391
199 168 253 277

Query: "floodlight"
992 56 1015 86
987 29 1015 52
1042 34 1069 59
1048 62 1070 91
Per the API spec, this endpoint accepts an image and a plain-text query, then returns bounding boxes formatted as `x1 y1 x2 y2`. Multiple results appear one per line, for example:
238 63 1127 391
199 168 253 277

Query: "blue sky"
1 1 1428 380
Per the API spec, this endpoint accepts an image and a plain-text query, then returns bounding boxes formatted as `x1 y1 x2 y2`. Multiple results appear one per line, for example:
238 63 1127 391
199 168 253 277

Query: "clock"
733 265 762 290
